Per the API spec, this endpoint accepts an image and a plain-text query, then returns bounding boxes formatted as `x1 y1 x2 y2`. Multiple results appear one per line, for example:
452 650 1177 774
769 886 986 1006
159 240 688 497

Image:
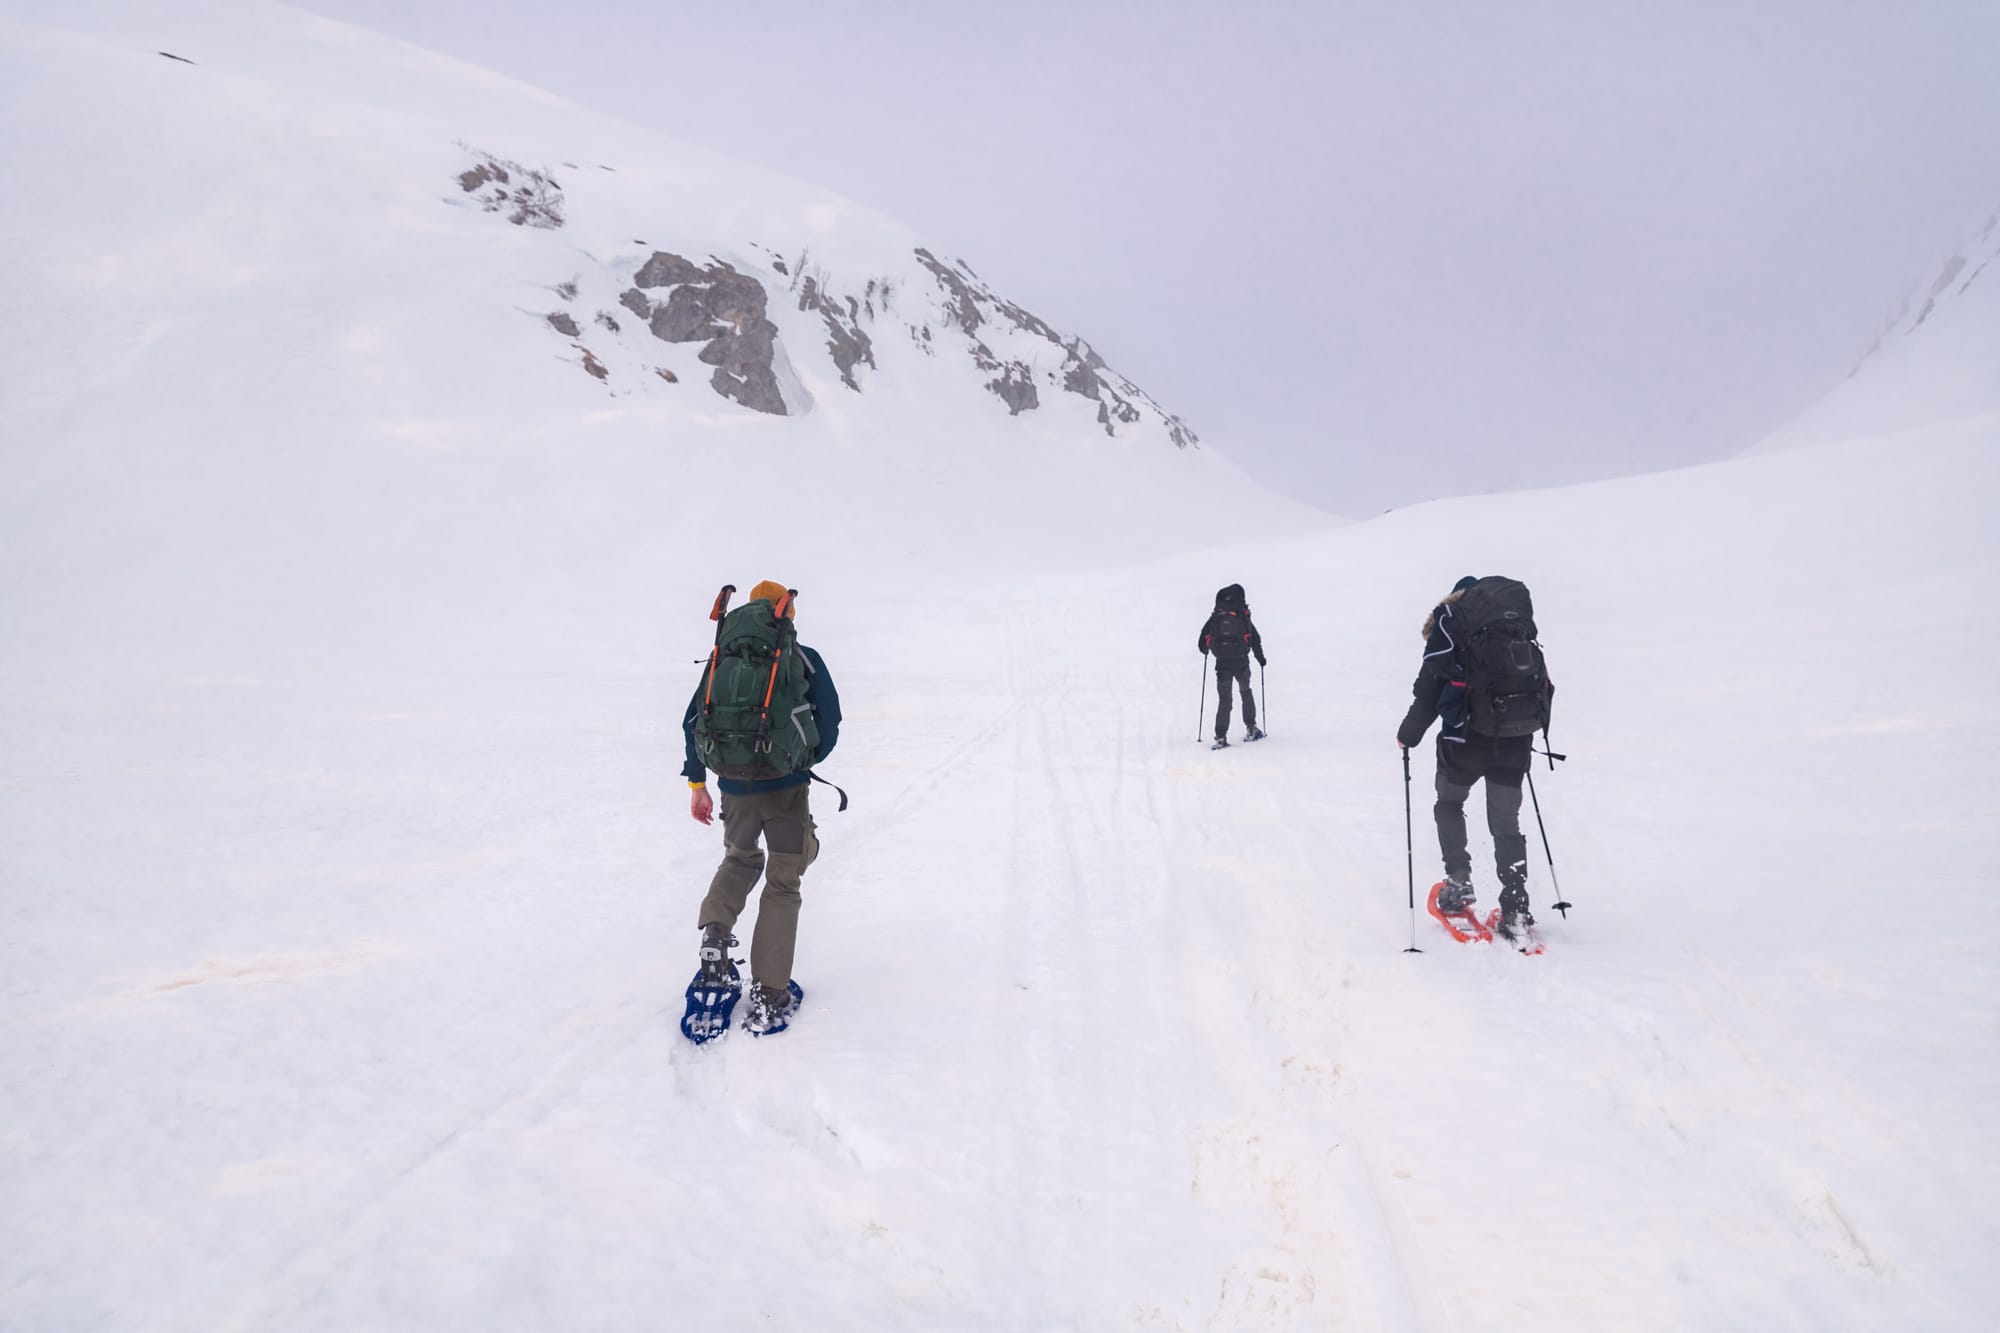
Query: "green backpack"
693 587 820 782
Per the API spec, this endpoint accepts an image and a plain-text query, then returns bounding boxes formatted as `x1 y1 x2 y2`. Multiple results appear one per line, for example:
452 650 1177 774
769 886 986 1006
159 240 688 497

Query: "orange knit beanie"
748 580 794 617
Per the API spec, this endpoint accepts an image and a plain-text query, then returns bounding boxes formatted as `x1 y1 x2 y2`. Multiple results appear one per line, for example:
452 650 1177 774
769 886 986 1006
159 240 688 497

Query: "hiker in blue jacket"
683 579 841 1030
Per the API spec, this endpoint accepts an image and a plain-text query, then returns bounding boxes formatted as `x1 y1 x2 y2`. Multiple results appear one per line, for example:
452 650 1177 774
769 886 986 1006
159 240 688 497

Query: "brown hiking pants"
696 785 820 991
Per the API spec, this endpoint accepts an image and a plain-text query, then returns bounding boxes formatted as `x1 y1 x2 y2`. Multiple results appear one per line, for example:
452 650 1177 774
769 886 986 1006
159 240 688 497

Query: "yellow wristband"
688 780 706 790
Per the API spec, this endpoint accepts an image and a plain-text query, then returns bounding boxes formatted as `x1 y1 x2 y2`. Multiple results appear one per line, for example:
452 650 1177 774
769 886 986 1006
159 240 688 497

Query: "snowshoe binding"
680 930 743 1044
1494 888 1543 954
744 980 804 1037
1426 878 1492 943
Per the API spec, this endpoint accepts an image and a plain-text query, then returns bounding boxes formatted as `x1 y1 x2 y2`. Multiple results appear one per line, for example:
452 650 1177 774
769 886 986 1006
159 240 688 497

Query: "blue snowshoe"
680 933 743 1044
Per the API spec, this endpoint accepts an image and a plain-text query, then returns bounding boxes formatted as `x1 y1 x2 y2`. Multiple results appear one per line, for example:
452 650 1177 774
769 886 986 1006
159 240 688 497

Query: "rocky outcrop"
985 359 1039 415
797 273 875 390
454 156 1194 440
1849 212 1998 377
911 247 1197 446
457 152 564 229
622 251 787 415
1060 337 1157 436
916 248 986 340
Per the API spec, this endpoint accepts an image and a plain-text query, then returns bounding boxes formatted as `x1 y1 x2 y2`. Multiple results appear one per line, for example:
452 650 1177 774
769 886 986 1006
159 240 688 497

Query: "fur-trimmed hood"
1421 587 1469 641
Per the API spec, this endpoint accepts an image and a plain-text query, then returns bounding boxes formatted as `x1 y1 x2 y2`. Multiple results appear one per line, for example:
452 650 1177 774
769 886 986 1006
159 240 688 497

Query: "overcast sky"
303 0 2000 513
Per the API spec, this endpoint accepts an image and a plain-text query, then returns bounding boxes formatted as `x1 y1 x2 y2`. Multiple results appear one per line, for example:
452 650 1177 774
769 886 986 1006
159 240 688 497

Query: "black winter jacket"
1396 598 1533 777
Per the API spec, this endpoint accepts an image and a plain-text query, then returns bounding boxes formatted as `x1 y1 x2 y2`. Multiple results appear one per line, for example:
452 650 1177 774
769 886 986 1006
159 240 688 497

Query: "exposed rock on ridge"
453 149 1196 445
622 251 788 415
457 151 564 229
1849 212 1998 377
911 248 1196 447
792 263 877 391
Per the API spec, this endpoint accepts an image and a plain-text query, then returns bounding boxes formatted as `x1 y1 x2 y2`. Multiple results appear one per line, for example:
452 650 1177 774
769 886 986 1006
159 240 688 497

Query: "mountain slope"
1 0 1292 679
1749 212 2000 453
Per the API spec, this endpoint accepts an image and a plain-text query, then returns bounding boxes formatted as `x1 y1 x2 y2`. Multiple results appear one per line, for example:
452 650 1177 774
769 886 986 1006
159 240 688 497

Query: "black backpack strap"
807 770 849 811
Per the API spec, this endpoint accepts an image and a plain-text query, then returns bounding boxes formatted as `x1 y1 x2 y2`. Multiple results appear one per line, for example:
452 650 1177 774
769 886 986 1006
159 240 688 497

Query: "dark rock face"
634 252 709 288
911 248 1198 446
987 361 1039 415
798 274 875 390
457 153 564 229
450 156 1194 438
914 248 985 338
1060 339 1141 433
623 252 787 415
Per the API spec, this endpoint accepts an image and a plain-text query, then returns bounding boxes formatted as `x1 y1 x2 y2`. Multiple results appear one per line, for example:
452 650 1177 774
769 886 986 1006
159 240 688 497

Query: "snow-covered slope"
4 4 1998 1332
2 0 1283 679
1749 212 2000 453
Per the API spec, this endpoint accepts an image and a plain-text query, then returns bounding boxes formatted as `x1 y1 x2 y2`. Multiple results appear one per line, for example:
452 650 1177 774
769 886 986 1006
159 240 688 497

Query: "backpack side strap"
807 770 849 812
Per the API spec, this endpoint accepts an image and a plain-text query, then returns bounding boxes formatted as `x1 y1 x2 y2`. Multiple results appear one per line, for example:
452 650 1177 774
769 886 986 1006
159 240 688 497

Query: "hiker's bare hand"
690 787 714 825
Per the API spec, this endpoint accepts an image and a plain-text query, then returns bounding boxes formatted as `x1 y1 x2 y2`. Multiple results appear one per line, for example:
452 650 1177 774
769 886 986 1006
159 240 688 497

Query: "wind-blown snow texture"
3 3 1997 1331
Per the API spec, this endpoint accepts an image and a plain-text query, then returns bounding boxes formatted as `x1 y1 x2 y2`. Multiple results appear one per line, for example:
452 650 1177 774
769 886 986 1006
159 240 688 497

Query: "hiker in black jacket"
1396 575 1539 932
1198 583 1265 747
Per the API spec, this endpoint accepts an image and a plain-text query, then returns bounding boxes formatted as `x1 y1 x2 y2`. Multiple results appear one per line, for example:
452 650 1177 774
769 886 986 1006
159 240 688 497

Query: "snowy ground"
4 3 1999 1331
6 421 1996 1332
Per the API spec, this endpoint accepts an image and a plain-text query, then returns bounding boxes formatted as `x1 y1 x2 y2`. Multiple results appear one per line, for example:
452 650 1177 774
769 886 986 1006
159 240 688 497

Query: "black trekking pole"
1196 654 1207 742
1525 767 1572 917
1260 659 1268 736
1402 747 1422 953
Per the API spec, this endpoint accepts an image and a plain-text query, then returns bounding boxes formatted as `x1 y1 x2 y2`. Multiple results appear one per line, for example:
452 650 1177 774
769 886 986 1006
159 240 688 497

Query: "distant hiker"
683 580 842 1035
1396 575 1553 941
1199 583 1266 748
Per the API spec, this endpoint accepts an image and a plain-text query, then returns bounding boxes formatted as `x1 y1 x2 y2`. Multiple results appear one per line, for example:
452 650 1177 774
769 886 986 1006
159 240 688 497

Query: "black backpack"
1204 585 1255 661
1451 576 1552 738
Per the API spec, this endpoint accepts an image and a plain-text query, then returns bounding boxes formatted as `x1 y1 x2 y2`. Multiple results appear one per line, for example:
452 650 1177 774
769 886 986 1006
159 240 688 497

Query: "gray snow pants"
1434 768 1528 891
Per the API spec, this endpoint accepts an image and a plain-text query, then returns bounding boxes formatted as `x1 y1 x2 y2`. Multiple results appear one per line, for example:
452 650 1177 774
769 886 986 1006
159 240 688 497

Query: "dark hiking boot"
697 926 739 986
1244 726 1265 742
744 980 802 1035
1496 885 1535 941
1211 737 1230 750
1435 876 1476 914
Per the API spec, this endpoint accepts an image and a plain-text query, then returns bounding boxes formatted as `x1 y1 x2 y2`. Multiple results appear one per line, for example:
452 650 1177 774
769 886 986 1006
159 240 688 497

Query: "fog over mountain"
302 0 2000 512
